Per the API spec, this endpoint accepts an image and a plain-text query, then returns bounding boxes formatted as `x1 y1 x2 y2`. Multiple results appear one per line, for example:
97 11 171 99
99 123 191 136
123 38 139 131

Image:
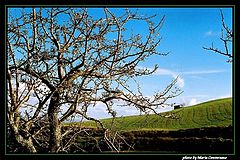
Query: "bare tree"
7 7 182 153
203 10 233 63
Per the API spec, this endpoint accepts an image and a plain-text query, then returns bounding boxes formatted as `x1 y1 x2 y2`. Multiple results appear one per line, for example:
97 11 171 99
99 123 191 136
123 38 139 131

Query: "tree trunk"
48 92 62 152
8 114 37 153
15 135 37 153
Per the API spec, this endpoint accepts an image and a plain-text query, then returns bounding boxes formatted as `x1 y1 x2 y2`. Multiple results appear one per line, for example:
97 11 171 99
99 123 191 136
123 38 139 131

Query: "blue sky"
8 7 233 120
137 8 233 102
87 7 233 119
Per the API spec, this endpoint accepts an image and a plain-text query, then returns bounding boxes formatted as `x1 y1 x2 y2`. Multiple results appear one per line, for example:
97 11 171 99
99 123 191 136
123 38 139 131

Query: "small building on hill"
174 104 182 110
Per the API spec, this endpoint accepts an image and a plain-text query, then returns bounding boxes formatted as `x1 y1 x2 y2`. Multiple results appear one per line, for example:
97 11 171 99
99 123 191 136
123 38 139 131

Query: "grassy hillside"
82 98 232 131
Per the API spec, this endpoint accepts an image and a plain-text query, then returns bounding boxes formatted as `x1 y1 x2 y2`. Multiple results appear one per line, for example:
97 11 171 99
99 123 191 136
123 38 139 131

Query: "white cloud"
181 94 209 98
150 67 226 88
154 68 185 88
87 101 109 118
188 98 198 106
86 101 141 119
177 93 232 108
218 94 232 99
116 107 140 116
142 66 225 89
153 67 225 76
175 95 210 107
181 70 225 75
208 94 232 102
204 30 220 37
205 31 214 36
154 68 175 76
84 93 233 120
176 76 185 88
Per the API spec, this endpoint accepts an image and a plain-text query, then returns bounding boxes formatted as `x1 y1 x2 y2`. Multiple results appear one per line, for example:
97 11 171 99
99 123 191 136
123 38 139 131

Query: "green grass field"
62 98 233 153
79 97 232 131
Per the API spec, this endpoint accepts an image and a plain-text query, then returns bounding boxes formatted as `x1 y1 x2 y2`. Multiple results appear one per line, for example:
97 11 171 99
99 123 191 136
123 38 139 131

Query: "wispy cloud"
188 98 198 106
154 68 185 88
181 69 225 75
205 31 214 36
208 94 232 102
178 93 232 107
181 95 210 98
204 30 220 37
149 67 225 88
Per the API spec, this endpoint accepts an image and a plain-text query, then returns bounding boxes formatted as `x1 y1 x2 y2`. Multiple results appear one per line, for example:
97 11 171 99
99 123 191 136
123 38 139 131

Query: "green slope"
83 98 232 131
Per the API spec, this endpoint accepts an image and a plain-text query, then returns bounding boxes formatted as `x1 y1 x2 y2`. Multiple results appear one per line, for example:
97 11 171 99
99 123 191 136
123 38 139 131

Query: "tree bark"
48 92 62 152
8 113 37 153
